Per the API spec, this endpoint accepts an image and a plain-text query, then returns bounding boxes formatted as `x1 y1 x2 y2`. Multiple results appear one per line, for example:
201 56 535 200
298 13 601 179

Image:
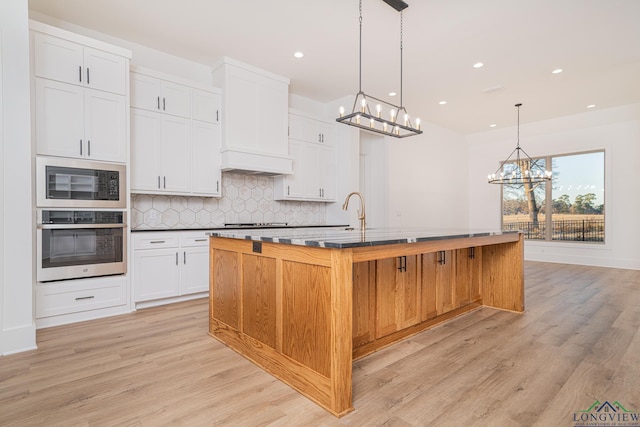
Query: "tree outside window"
502 151 604 243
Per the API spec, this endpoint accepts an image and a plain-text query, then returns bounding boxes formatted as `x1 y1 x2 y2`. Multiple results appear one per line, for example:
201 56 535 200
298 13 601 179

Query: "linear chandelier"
488 103 552 185
336 0 422 138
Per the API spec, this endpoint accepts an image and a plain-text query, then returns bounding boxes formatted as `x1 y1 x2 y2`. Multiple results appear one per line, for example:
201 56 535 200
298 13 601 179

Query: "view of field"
502 214 604 242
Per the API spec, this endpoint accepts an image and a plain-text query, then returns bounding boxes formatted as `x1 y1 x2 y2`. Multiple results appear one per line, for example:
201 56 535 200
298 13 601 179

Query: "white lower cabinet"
133 231 209 306
35 275 129 328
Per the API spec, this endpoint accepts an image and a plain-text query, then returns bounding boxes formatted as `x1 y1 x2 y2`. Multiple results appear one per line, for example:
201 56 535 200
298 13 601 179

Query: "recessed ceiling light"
388 92 397 97
587 104 596 108
293 51 304 58
473 62 484 68
489 124 497 128
552 68 563 74
439 101 447 105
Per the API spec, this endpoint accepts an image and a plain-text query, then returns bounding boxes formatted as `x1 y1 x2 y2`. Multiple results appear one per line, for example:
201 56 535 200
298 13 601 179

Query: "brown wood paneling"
455 248 472 307
400 255 421 329
352 261 375 349
421 252 438 321
470 247 483 303
242 254 277 348
482 234 524 312
282 260 332 377
375 257 400 338
211 248 240 329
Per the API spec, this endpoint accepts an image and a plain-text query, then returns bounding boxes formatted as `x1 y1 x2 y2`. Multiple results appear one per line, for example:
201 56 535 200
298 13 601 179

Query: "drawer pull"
194 238 207 242
150 240 165 244
75 296 95 301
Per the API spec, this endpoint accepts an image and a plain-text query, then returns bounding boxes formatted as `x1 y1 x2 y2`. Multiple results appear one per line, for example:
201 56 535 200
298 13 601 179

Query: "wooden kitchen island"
208 228 524 417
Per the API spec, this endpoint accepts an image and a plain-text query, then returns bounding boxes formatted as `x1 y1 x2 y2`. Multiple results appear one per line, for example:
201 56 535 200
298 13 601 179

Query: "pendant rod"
358 0 363 93
400 10 404 108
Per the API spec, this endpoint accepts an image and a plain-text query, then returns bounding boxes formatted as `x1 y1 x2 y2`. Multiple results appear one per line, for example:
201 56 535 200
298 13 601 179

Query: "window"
502 151 605 243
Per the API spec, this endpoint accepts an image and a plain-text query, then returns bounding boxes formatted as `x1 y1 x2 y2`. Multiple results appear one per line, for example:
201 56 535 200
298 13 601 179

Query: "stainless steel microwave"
36 156 126 208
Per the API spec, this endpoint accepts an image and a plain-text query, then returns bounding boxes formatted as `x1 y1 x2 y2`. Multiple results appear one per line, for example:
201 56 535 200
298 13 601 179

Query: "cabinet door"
191 120 221 196
35 78 85 159
275 140 304 200
161 115 191 193
318 145 336 201
83 47 127 95
131 109 162 192
33 33 84 87
375 255 420 339
130 72 163 112
84 88 126 162
162 81 191 118
303 144 321 199
423 251 455 317
133 249 180 302
180 246 210 294
457 247 482 304
192 89 220 123
353 261 376 349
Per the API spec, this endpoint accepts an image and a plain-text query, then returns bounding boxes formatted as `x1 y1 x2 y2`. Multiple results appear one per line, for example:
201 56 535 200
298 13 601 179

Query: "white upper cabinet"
33 31 127 96
130 67 221 197
212 57 292 175
274 112 337 202
31 21 131 163
130 72 191 118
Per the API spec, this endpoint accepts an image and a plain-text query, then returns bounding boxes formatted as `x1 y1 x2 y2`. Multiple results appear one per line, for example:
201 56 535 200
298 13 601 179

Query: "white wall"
468 104 640 270
387 121 469 229
1 0 36 355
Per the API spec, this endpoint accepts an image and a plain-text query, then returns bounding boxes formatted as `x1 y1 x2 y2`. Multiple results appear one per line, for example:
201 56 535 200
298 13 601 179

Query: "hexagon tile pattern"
131 172 327 229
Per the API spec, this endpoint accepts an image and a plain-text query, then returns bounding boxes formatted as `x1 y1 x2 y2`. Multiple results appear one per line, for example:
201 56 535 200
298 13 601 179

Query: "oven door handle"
37 223 127 230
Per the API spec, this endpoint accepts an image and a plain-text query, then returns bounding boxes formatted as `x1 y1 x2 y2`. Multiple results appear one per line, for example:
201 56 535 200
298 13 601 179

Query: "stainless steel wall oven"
36 209 127 282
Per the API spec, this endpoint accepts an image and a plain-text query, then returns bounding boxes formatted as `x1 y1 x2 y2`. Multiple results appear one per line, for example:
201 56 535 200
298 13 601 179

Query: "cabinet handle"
150 240 165 244
216 110 219 122
157 96 160 110
163 176 166 189
87 140 91 157
75 295 95 301
194 238 207 242
79 139 83 156
438 251 446 265
79 65 82 83
176 252 179 266
157 176 160 189
287 185 290 196
183 252 186 264
163 97 166 111
216 181 219 192
397 256 407 272
318 133 322 143
86 67 90 84
469 247 475 259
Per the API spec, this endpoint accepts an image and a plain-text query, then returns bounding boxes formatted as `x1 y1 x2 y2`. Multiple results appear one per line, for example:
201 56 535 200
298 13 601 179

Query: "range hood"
220 148 293 176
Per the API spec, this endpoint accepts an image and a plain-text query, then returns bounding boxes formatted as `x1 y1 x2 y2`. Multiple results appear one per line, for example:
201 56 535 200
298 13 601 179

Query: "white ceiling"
28 0 640 134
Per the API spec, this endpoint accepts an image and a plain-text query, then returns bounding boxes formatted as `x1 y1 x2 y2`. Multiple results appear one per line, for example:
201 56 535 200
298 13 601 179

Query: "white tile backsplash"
131 172 327 229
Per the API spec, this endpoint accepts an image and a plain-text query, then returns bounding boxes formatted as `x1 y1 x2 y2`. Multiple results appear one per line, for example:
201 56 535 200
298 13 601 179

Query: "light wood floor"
1 261 639 426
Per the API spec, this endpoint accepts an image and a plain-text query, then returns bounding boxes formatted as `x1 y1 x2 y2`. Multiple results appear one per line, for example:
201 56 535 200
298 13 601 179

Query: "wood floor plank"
1 261 639 426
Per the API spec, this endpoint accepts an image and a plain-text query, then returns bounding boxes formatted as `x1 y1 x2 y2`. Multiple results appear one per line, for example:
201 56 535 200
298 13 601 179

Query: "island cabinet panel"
423 251 456 316
352 261 376 349
456 247 483 305
375 256 421 339
481 241 524 312
282 261 332 377
242 255 277 349
211 249 240 329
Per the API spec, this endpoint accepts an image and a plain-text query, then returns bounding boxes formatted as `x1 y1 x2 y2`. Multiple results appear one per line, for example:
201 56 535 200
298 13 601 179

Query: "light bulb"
383 122 388 132
361 99 366 113
390 109 396 121
355 114 361 125
376 104 382 118
339 106 345 117
404 114 408 126
416 118 421 130
370 118 375 128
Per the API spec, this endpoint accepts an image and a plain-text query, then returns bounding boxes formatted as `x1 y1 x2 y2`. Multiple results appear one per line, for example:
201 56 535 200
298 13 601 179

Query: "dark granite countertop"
131 224 348 232
207 227 519 249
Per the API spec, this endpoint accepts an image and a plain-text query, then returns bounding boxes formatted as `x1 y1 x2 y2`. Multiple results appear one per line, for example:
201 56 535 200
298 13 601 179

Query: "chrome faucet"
342 191 366 231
